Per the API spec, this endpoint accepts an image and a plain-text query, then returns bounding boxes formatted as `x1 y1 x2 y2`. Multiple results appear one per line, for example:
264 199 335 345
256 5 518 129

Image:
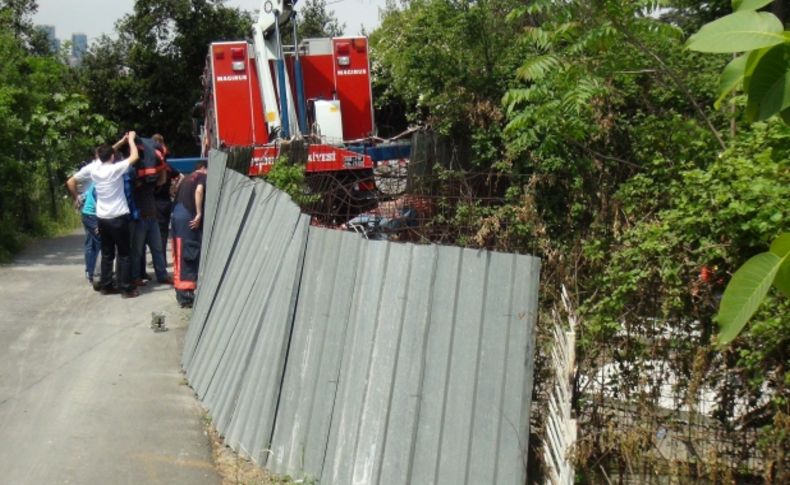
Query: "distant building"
72 33 88 62
39 25 60 53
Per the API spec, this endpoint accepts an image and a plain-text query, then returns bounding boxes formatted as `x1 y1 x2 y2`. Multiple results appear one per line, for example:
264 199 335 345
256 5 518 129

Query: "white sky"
33 0 386 43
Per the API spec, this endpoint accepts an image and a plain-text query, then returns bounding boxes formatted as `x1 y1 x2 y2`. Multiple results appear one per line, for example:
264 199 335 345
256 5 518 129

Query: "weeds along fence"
182 149 542 484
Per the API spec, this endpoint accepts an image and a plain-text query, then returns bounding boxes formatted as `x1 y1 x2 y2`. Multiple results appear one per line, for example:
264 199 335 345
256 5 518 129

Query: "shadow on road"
6 232 84 267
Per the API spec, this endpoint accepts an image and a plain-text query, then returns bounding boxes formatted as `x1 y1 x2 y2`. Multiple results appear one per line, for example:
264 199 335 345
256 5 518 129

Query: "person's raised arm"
112 133 128 151
190 183 205 230
127 131 140 165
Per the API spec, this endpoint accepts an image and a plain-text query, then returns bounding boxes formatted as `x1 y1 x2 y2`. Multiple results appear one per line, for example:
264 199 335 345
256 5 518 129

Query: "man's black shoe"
100 286 120 295
121 289 140 299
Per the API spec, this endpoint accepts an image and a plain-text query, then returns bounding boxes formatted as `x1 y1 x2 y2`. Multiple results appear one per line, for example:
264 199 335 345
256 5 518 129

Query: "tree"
685 0 790 344
296 0 344 39
371 0 527 168
0 23 116 261
80 0 253 155
0 0 37 41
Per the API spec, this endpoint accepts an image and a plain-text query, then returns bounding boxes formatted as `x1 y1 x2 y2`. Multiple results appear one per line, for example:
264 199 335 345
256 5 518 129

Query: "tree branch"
619 30 727 151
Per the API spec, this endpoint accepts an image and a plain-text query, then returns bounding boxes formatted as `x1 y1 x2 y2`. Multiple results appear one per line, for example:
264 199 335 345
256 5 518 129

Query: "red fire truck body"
202 37 376 179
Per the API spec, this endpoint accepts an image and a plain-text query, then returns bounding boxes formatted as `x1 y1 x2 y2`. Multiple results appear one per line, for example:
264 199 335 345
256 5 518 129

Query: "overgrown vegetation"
263 157 321 206
0 1 116 262
372 0 788 481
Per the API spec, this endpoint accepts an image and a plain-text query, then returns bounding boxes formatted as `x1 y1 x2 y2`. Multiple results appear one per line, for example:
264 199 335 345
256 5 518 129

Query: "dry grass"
205 417 275 485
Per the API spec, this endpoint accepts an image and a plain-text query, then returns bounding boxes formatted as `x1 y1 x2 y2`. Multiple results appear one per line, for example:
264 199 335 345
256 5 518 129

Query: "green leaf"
743 47 771 91
686 11 785 53
781 106 790 124
732 0 775 11
772 234 790 297
715 54 749 108
746 44 790 121
716 251 786 344
776 257 790 298
769 232 790 257
517 54 562 81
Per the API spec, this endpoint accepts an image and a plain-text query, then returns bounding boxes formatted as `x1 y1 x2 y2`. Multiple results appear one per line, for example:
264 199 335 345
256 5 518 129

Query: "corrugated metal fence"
183 150 542 484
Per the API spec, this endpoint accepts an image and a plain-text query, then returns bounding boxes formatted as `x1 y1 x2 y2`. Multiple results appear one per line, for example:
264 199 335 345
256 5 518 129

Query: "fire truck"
198 0 400 206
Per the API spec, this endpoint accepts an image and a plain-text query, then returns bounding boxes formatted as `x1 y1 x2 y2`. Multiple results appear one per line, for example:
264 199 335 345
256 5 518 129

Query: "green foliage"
262 159 320 206
733 0 775 12
685 1 789 350
370 0 526 167
685 10 785 53
296 0 344 38
747 43 790 120
715 235 789 344
371 0 789 476
0 20 116 261
0 0 39 45
79 0 253 155
687 2 790 122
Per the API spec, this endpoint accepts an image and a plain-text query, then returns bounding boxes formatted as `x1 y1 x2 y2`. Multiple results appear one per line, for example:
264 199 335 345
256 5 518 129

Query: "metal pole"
273 11 290 139
292 13 308 136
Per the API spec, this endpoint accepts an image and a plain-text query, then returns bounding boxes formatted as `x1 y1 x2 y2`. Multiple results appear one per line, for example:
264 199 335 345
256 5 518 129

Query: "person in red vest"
171 160 207 307
152 134 180 250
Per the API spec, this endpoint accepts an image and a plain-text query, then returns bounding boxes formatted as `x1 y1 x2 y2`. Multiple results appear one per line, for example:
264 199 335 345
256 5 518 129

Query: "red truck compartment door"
210 42 268 148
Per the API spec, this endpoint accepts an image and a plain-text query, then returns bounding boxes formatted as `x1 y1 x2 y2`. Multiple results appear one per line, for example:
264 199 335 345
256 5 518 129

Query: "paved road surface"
0 232 219 485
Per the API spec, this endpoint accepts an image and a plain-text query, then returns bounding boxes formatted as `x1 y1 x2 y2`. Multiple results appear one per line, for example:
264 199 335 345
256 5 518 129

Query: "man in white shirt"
68 132 141 297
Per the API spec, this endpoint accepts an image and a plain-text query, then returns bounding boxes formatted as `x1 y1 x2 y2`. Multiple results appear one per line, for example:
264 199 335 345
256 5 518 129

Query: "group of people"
67 131 207 307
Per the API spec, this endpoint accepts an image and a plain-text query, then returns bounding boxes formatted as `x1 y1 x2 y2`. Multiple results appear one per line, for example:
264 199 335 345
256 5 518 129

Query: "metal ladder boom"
252 0 301 140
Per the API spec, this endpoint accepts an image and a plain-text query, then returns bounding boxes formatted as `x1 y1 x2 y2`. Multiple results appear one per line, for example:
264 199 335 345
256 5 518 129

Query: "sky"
33 0 387 43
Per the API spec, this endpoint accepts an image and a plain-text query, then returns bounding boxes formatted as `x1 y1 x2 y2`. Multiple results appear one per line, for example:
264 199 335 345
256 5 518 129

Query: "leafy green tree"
0 0 37 41
687 0 790 123
371 0 527 169
0 23 116 261
80 0 252 155
685 0 790 345
296 0 344 38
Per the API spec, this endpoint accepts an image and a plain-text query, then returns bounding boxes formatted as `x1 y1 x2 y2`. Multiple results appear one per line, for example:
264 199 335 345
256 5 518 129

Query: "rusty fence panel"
183 165 541 485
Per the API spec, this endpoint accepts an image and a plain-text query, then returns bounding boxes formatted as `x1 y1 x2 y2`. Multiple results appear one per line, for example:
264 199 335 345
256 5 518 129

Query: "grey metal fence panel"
267 228 365 477
198 149 227 282
183 165 541 484
182 170 255 369
187 181 278 399
268 237 540 485
409 248 540 485
182 150 227 365
203 189 309 438
222 213 310 462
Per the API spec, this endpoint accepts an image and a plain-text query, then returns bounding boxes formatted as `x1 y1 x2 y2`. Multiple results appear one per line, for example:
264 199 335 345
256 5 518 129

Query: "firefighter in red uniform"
171 160 207 307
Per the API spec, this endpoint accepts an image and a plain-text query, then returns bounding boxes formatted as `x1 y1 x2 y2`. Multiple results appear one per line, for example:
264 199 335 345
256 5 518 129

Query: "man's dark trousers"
98 214 133 292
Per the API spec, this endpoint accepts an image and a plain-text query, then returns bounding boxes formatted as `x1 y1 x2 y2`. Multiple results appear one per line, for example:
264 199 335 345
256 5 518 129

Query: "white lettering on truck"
216 74 248 82
308 152 337 163
336 69 368 76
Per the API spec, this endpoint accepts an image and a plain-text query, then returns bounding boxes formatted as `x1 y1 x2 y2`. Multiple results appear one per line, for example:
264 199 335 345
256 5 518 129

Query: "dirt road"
0 232 219 484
